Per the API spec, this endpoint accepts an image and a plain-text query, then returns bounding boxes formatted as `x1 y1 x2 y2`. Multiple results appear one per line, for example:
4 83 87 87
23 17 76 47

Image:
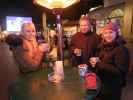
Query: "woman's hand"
74 48 82 56
89 57 100 67
39 43 49 52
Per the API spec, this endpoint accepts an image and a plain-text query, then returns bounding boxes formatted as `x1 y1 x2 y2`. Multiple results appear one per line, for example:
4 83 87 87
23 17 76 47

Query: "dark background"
0 0 103 30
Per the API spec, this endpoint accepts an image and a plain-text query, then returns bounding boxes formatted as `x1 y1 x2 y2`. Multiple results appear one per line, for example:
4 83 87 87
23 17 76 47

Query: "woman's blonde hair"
21 22 36 33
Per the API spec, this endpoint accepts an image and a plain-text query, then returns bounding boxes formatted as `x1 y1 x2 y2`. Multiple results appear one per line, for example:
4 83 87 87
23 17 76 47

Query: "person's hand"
74 48 82 56
89 57 99 67
39 43 49 52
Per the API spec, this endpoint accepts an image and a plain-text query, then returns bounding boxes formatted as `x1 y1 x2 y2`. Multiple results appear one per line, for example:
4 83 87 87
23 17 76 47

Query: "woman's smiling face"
21 22 36 39
102 29 117 43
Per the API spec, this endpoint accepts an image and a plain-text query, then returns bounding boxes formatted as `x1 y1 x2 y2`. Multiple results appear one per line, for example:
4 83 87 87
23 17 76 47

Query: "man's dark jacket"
70 31 100 64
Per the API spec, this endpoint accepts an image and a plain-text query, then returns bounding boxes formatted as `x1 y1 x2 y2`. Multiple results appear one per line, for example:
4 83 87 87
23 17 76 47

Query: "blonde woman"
6 22 48 73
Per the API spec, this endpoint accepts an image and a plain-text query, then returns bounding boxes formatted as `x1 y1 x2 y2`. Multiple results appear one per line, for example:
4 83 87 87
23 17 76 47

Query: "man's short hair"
79 14 90 23
79 14 90 26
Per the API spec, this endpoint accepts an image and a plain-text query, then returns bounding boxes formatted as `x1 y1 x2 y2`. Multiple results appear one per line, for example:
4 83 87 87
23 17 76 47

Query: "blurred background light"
34 0 80 9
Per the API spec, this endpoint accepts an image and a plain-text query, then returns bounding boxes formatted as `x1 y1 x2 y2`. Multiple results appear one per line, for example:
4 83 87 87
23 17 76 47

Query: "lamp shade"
33 0 80 9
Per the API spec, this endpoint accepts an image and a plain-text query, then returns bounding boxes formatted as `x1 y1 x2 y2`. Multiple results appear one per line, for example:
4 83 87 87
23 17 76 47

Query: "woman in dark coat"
89 21 130 100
